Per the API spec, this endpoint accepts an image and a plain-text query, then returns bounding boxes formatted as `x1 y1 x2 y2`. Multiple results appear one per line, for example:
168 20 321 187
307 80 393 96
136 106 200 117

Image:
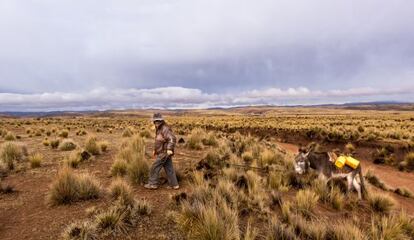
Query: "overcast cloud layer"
0 0 413 111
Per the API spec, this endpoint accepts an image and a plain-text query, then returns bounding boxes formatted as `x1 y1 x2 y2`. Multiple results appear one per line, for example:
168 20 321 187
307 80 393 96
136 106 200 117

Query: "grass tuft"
48 168 100 205
0 142 24 170
29 153 43 168
84 136 101 155
59 139 77 151
368 192 395 215
294 189 319 217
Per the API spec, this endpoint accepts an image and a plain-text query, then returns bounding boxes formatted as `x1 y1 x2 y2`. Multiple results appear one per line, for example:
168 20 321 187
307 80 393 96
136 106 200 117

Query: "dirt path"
276 141 414 215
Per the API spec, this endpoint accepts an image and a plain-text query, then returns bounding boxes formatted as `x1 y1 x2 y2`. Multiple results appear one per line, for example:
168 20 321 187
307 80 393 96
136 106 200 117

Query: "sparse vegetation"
1 109 414 239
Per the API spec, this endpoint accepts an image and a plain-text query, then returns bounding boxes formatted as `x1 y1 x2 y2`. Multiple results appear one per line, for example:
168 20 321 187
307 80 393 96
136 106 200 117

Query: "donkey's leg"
353 177 362 199
346 174 353 196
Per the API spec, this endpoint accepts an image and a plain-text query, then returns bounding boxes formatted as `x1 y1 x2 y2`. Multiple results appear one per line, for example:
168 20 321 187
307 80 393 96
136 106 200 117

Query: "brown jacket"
154 122 176 159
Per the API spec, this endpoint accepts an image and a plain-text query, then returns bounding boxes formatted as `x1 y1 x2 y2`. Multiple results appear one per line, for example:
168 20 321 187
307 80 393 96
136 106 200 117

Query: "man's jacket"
154 122 176 159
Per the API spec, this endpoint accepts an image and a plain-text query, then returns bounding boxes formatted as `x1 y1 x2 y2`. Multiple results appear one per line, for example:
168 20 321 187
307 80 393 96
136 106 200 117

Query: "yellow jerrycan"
335 156 347 169
345 156 360 169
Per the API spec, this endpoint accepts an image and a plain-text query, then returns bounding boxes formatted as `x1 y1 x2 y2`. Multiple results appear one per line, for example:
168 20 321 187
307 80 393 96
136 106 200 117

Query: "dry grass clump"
266 218 297 240
394 187 413 198
326 222 366 240
4 131 16 141
267 171 289 192
259 149 285 167
59 139 77 151
62 221 97 240
0 142 25 170
109 178 134 205
294 189 319 217
0 181 14 194
110 159 128 177
122 128 133 137
76 129 88 136
279 203 327 240
365 170 388 190
173 200 240 240
400 152 414 171
62 179 151 239
202 132 218 146
311 179 345 210
50 139 60 149
113 136 149 184
63 150 91 168
42 138 50 146
186 128 204 150
99 141 109 152
59 130 69 138
344 142 356 154
84 136 101 155
48 168 101 205
127 154 149 184
139 129 152 138
370 213 413 240
29 153 43 168
368 192 396 215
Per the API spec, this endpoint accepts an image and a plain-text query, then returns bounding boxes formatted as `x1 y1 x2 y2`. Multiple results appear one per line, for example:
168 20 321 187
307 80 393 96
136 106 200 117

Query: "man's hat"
152 113 164 122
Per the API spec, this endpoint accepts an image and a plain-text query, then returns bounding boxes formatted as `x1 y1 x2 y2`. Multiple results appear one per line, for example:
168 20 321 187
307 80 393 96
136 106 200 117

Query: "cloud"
1 85 413 111
0 0 413 96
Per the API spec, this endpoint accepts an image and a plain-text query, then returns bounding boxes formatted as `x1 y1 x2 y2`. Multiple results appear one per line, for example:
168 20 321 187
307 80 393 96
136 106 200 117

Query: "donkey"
294 146 367 199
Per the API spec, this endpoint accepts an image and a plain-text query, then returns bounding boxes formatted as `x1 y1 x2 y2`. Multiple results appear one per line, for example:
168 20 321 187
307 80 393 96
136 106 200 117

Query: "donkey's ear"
299 146 307 153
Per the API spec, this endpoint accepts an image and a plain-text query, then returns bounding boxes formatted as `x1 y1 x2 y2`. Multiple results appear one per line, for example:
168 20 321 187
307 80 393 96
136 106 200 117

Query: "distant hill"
1 101 413 117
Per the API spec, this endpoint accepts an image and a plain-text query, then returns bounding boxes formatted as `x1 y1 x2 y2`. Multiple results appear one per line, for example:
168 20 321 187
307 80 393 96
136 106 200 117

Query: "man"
144 113 179 190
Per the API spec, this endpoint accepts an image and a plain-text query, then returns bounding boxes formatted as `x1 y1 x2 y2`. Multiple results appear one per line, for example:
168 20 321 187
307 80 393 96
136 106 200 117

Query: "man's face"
154 120 163 129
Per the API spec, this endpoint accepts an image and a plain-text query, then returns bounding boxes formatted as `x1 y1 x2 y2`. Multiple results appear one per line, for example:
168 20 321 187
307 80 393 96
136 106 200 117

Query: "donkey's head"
294 150 310 175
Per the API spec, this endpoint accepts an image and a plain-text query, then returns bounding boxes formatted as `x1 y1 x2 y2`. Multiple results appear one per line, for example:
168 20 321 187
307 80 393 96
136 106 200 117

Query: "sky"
0 0 413 111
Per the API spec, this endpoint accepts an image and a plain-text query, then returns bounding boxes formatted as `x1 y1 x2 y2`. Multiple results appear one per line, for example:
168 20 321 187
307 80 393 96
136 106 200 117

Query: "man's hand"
167 150 174 156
